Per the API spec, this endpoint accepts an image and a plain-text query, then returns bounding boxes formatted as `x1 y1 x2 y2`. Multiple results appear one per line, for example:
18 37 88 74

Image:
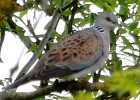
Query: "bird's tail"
4 80 21 90
3 74 30 90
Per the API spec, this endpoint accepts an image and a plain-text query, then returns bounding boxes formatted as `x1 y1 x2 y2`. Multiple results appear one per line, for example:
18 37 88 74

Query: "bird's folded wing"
30 29 103 79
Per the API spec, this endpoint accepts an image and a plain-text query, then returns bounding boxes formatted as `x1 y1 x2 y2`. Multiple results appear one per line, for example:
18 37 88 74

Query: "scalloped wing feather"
32 29 103 77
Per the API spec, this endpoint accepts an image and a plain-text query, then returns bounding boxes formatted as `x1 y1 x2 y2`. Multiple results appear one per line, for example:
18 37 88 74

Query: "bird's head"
94 12 119 29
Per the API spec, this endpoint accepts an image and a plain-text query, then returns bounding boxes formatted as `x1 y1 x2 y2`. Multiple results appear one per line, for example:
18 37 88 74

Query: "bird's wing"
28 29 103 80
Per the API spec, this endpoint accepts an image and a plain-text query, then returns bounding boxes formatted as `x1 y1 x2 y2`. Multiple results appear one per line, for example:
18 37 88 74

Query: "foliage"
0 0 140 100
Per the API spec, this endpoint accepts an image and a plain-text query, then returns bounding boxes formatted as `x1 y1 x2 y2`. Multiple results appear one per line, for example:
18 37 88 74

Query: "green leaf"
55 0 62 11
45 20 51 29
131 34 140 47
73 18 84 24
32 85 39 89
84 4 91 9
121 36 133 49
128 22 138 31
103 3 114 12
110 30 116 52
2 20 11 31
118 0 125 5
16 26 24 39
73 91 93 100
79 17 89 27
94 0 104 8
119 5 129 15
99 74 111 81
30 42 39 58
119 29 127 34
111 0 117 7
20 9 28 18
33 97 44 100
89 13 95 26
114 57 122 70
125 0 135 4
62 9 71 16
76 5 85 13
133 28 140 35
110 30 116 44
103 0 112 4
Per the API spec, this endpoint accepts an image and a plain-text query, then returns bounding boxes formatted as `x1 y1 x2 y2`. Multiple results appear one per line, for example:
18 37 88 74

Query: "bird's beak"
115 22 120 28
112 21 120 28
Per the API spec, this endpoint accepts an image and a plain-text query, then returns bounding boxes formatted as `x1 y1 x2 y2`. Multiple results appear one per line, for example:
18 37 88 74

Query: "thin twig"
27 20 40 45
68 3 78 34
1 81 98 100
0 28 5 62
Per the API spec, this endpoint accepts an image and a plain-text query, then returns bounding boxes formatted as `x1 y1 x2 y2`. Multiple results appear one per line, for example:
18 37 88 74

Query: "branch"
1 80 131 100
26 20 40 45
1 81 106 100
61 0 78 12
67 2 78 34
0 28 5 62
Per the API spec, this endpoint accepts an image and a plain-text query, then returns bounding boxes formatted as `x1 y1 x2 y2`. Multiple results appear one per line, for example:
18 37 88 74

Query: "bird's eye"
105 17 111 22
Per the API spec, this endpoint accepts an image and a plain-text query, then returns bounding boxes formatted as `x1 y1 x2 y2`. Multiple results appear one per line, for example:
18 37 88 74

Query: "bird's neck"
93 25 107 34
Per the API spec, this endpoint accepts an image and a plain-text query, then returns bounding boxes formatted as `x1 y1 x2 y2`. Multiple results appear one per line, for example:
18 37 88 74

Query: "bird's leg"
78 77 90 84
39 79 49 88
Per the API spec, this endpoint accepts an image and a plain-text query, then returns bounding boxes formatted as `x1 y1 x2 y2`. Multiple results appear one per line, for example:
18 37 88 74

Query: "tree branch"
68 2 78 34
1 80 130 100
1 81 107 100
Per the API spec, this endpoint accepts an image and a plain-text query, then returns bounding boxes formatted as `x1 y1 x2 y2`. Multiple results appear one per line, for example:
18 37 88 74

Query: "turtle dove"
5 11 118 90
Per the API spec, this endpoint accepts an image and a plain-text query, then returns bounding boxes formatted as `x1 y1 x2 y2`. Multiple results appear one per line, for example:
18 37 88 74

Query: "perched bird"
5 11 118 90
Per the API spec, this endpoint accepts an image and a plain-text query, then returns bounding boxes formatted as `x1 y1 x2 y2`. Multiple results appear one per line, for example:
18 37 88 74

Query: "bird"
4 11 118 90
